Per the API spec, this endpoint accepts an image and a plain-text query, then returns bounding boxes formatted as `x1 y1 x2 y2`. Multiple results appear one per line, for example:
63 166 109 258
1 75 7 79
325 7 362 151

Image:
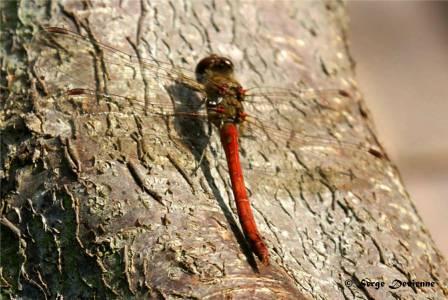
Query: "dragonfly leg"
192 122 213 175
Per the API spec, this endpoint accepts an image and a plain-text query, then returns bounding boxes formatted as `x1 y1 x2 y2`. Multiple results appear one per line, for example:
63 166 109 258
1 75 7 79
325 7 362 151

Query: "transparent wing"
30 27 204 106
58 107 385 197
245 86 351 109
44 92 387 211
236 86 388 208
29 26 388 205
241 88 384 158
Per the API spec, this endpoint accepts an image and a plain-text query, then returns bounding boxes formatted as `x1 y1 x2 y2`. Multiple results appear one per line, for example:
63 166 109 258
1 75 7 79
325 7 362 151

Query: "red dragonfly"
31 27 385 266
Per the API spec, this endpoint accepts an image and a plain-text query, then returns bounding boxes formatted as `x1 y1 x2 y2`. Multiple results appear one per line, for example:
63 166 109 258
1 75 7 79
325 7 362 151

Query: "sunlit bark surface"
1 0 447 299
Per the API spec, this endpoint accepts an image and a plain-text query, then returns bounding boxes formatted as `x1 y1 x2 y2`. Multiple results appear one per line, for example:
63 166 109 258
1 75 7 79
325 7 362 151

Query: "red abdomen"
220 122 269 265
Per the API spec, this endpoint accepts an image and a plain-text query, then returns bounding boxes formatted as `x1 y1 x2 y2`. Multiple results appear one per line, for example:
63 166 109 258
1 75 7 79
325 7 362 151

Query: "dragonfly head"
195 54 234 84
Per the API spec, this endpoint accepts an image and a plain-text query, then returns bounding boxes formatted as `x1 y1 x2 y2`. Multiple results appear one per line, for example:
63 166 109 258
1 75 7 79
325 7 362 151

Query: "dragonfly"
30 27 386 267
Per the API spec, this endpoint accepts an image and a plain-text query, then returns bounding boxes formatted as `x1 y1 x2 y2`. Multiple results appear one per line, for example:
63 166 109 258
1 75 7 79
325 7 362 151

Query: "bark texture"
1 0 447 299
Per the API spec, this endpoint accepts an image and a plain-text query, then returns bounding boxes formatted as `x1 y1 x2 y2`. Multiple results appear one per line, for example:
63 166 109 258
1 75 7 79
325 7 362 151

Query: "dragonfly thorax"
196 55 247 128
206 94 247 127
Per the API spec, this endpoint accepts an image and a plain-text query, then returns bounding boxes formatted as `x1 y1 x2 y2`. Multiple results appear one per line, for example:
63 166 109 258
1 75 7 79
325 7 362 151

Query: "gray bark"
1 0 447 299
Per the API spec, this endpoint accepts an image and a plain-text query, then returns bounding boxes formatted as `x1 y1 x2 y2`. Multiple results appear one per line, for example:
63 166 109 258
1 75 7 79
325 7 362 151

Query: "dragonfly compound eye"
219 58 234 71
212 57 234 74
195 55 234 83
195 54 219 82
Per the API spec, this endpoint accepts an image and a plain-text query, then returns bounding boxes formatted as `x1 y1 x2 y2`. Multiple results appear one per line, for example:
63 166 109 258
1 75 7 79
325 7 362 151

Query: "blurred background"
348 1 448 256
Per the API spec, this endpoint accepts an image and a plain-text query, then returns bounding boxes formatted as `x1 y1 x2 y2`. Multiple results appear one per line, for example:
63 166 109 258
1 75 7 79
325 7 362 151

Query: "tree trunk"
1 0 447 299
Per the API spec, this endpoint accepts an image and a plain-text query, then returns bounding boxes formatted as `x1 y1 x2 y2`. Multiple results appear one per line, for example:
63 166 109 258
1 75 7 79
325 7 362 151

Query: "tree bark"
1 0 447 299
